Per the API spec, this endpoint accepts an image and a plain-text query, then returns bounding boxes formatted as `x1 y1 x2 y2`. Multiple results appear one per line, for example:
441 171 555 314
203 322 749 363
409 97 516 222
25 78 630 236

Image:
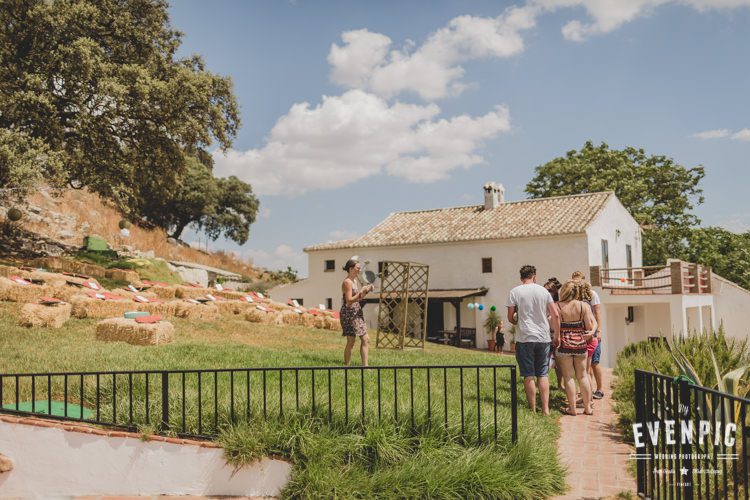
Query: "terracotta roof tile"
305 192 613 251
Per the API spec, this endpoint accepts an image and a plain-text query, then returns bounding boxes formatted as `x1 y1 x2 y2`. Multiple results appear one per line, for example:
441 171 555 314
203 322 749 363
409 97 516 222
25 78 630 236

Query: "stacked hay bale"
137 300 179 317
0 265 22 278
95 318 174 346
147 285 179 300
26 270 67 288
214 289 248 300
105 268 141 284
174 301 219 320
18 302 72 328
70 295 135 319
175 285 211 300
280 309 306 326
245 306 282 325
0 277 50 303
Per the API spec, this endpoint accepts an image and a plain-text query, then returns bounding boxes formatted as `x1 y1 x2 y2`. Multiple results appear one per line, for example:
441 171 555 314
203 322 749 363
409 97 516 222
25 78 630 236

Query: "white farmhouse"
271 184 750 367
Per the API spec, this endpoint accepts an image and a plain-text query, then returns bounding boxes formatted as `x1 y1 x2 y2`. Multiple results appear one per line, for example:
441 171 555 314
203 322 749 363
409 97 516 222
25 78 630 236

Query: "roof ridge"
391 191 613 215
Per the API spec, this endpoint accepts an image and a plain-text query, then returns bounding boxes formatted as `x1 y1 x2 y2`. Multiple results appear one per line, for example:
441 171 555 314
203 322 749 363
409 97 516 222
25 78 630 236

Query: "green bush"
612 327 750 440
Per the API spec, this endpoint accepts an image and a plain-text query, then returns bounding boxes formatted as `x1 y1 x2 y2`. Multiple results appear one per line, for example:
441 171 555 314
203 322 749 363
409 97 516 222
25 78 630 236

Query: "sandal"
559 407 577 416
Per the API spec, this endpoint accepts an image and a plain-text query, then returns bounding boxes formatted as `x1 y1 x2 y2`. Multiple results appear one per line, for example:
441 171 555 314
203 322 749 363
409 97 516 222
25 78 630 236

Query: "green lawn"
0 303 565 499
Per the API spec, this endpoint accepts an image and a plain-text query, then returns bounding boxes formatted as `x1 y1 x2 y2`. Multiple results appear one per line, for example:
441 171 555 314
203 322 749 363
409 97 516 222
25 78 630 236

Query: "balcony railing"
590 261 712 295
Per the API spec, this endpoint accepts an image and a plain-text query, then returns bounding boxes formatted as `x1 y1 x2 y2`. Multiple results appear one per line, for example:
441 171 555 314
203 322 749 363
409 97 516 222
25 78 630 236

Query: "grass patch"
0 302 565 498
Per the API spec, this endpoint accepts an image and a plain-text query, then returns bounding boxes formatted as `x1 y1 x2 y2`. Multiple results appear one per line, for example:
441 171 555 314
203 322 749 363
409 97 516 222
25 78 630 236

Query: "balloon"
620 277 626 283
490 305 497 311
478 304 485 310
467 303 475 310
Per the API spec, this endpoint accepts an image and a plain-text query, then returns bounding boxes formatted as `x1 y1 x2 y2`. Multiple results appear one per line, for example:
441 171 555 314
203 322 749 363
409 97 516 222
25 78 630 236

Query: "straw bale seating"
70 294 134 319
280 309 306 326
0 277 50 303
245 306 282 325
214 299 255 315
18 303 72 328
214 289 248 300
95 318 174 346
147 285 179 300
174 301 219 320
174 285 213 300
104 268 141 284
137 300 179 317
25 270 67 288
0 265 21 278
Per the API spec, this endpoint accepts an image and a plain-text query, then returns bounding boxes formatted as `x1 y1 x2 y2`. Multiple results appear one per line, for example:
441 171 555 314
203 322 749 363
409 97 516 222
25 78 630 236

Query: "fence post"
634 371 646 496
679 378 694 500
160 371 169 432
510 366 517 444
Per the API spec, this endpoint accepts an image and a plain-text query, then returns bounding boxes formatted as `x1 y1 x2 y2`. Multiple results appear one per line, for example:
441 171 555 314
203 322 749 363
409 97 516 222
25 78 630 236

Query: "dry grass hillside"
12 187 264 279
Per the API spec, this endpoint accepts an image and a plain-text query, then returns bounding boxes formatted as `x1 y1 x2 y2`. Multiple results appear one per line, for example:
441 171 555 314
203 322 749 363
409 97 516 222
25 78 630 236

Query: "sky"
168 0 750 277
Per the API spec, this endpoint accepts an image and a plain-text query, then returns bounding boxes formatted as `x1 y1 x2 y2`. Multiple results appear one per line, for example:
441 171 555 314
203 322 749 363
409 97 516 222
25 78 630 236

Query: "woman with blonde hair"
556 280 597 416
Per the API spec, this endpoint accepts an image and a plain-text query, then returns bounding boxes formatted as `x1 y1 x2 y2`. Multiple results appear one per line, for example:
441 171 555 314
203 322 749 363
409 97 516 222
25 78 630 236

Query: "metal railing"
635 370 749 499
0 364 518 445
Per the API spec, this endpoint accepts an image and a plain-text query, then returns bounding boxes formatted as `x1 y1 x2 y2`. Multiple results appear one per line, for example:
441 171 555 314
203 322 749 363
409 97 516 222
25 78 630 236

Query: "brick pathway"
554 368 637 499
72 496 271 499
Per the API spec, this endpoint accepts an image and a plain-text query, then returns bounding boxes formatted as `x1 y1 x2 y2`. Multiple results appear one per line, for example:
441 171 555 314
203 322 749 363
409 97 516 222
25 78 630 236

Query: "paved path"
554 368 637 499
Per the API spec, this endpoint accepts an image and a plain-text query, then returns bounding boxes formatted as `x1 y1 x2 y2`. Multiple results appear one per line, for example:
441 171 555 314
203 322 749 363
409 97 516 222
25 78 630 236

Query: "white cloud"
328 229 360 241
259 207 272 219
691 129 732 139
213 90 511 196
244 244 306 272
690 128 750 141
534 0 750 41
328 6 538 100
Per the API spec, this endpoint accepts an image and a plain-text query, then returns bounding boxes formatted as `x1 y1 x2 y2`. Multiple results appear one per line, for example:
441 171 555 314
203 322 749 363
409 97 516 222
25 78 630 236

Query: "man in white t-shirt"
507 265 561 415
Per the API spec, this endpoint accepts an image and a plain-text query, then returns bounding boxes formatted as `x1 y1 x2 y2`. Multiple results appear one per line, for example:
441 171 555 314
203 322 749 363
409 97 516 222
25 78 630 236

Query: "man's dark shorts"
515 341 551 378
592 338 602 365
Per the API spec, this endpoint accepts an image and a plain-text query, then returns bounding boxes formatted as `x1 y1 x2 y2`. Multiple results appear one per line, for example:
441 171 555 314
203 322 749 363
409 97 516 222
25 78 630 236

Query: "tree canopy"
679 227 750 290
0 0 261 244
525 141 705 265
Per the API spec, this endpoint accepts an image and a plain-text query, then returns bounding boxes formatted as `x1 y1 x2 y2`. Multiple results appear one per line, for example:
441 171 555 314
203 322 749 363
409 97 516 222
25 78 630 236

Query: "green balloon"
490 305 496 312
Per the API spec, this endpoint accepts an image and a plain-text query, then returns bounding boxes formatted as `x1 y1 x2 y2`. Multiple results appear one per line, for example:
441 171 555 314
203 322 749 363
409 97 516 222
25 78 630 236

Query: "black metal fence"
635 369 749 499
0 364 517 445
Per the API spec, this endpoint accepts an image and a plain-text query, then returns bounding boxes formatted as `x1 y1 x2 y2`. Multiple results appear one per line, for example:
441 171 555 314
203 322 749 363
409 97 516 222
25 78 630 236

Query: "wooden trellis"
375 261 429 349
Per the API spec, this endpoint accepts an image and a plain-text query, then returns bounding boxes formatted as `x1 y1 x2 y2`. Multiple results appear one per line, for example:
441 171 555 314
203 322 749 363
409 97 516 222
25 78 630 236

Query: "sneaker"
593 390 604 400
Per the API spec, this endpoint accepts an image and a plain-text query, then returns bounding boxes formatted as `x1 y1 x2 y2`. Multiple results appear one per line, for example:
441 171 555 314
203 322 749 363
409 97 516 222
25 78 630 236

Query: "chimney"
483 182 505 210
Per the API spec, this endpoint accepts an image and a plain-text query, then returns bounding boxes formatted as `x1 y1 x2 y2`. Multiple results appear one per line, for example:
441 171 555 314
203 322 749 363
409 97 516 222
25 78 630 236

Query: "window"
324 260 335 272
601 239 609 269
481 257 492 273
326 298 333 310
292 298 304 306
626 244 633 280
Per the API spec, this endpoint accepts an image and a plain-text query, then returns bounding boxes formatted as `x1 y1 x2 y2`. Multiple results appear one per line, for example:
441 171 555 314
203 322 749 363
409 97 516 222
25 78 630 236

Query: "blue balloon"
478 304 485 310
467 303 475 310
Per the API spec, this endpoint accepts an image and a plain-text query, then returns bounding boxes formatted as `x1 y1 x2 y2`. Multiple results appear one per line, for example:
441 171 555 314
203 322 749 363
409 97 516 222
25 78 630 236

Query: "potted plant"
508 325 516 353
483 309 500 351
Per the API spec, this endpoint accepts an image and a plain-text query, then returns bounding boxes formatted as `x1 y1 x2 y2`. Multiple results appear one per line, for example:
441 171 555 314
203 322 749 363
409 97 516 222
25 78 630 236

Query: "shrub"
612 327 750 440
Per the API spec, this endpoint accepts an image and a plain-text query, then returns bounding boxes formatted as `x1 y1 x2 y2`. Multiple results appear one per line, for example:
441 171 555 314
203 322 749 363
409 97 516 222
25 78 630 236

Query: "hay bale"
245 308 282 325
280 309 306 326
324 317 342 332
0 265 22 278
313 315 327 330
28 270 67 287
174 286 213 300
0 277 50 303
214 300 249 315
95 318 174 346
214 289 247 300
105 268 141 284
49 285 81 302
299 314 317 328
138 301 178 317
145 285 177 300
70 296 134 319
70 261 106 278
18 303 72 328
174 302 219 320
33 256 68 272
266 301 293 312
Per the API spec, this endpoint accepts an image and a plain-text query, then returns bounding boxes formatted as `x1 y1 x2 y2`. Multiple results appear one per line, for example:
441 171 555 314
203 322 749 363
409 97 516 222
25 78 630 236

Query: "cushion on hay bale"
70 295 134 319
174 302 219 320
0 277 50 303
124 311 150 319
95 318 174 346
18 303 72 329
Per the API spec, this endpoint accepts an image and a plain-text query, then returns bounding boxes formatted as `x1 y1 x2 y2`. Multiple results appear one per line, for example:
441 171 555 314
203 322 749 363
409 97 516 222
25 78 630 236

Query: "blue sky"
168 0 750 276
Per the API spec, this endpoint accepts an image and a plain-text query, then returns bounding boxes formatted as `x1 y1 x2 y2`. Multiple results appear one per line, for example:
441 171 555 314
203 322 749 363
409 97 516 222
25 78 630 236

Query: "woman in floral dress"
341 259 373 366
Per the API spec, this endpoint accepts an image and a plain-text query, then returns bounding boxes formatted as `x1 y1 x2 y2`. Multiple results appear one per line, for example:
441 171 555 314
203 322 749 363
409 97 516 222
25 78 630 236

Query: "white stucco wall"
585 196 642 269
712 275 750 341
272 234 591 348
0 422 291 498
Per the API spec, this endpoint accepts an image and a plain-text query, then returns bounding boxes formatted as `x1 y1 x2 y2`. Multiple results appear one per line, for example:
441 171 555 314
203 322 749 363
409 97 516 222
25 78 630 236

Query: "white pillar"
697 305 704 334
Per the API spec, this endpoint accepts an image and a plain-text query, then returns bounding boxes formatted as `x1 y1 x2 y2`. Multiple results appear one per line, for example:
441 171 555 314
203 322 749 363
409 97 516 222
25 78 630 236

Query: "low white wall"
713 275 750 341
0 421 291 498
